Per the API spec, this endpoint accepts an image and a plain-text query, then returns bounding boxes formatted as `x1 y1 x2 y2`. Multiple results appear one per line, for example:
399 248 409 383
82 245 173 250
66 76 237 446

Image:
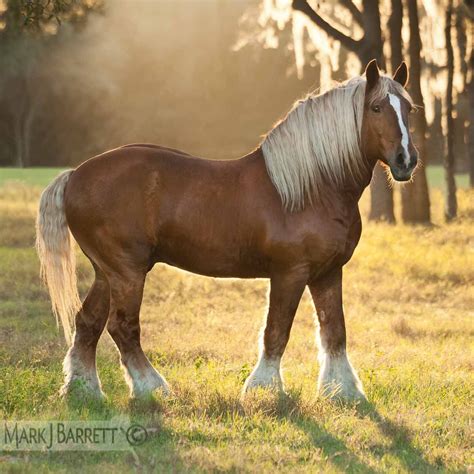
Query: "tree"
0 0 103 167
0 39 45 167
400 0 431 224
292 0 395 222
388 0 403 72
469 46 474 188
2 0 104 30
462 1 474 187
444 0 457 220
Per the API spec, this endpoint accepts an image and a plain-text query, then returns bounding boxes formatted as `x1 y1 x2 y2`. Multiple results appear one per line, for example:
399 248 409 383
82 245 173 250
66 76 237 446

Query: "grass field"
0 168 472 472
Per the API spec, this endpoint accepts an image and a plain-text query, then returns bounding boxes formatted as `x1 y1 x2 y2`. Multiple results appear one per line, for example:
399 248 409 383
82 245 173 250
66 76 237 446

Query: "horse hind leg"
61 265 110 399
106 269 169 398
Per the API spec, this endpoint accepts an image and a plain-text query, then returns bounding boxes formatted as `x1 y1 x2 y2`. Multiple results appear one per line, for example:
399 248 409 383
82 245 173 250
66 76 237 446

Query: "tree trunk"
361 1 394 222
360 0 386 69
368 164 395 222
13 113 24 168
469 48 474 187
401 0 431 224
23 107 35 167
444 0 457 220
388 0 403 74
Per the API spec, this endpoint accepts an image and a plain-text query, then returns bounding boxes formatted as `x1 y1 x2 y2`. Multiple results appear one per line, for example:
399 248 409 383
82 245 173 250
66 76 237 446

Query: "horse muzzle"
388 148 418 182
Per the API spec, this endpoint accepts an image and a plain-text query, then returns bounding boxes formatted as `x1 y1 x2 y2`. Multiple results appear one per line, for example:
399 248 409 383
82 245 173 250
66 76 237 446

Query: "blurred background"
0 0 472 223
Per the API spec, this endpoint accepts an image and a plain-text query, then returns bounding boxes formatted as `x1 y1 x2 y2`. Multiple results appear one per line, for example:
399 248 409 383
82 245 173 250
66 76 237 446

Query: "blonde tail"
35 170 80 345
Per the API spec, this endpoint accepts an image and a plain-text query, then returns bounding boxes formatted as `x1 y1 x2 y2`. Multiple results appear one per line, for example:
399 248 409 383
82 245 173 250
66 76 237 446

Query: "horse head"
362 59 418 182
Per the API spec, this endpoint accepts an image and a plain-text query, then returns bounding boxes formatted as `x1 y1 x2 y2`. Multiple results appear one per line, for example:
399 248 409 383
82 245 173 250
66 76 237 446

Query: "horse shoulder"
286 201 362 269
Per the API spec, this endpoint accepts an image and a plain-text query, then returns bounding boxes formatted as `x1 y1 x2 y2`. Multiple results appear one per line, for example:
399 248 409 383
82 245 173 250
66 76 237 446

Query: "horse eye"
372 105 381 113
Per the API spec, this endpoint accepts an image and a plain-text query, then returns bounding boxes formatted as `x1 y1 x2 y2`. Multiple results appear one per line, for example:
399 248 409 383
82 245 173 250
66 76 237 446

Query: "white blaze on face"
388 93 410 166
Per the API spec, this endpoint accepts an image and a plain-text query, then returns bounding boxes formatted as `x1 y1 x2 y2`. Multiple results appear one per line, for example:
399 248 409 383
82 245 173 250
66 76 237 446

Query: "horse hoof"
242 377 284 395
130 378 171 400
318 383 367 403
59 378 106 402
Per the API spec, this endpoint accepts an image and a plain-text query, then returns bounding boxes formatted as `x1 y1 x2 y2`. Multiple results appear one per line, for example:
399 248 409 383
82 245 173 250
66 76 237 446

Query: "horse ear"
365 59 380 93
393 61 409 87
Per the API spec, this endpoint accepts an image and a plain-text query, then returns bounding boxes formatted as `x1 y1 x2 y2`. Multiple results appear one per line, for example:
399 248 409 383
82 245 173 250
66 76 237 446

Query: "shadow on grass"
355 401 443 472
55 388 441 472
273 393 379 473
238 390 439 473
287 394 441 473
284 393 440 473
195 389 379 473
292 416 379 473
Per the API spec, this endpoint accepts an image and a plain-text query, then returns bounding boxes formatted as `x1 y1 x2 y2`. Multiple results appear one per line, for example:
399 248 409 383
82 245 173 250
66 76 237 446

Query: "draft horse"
36 60 417 401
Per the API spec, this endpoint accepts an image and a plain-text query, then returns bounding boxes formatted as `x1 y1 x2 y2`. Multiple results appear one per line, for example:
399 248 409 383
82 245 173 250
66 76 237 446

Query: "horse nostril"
396 153 404 167
410 155 417 168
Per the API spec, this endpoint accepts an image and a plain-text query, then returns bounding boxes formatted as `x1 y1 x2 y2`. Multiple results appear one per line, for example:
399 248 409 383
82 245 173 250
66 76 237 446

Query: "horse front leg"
243 268 308 393
309 267 366 401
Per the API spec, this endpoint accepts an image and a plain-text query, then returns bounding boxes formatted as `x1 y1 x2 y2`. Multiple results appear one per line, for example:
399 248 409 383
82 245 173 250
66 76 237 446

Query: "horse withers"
36 60 417 401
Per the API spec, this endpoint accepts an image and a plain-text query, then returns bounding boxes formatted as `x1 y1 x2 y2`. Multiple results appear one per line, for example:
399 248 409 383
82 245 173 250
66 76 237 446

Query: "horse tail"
35 170 79 346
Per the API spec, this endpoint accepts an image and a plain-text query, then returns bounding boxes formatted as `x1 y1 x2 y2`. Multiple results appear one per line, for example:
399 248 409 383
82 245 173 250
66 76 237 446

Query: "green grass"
0 167 65 187
426 165 470 189
0 170 472 472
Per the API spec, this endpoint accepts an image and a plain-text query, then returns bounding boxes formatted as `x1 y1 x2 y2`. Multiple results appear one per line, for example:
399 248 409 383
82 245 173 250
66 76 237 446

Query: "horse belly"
154 239 269 278
153 215 270 278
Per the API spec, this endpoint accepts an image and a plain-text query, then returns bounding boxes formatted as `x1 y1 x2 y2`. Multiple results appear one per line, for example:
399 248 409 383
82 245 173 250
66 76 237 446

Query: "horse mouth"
390 167 413 182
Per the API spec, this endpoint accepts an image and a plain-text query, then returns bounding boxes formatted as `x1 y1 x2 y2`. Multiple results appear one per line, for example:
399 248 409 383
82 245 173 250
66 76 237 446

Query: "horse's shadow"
252 392 378 473
353 401 442 472
286 407 379 473
281 393 441 473
63 390 441 472
120 390 378 472
234 389 441 473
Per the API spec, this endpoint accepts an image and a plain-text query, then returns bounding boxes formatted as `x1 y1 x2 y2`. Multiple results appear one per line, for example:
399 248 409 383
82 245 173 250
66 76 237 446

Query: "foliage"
2 0 104 31
0 174 472 472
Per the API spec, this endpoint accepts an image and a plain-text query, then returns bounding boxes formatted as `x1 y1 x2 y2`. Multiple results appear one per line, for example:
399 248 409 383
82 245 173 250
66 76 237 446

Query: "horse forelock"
261 75 414 212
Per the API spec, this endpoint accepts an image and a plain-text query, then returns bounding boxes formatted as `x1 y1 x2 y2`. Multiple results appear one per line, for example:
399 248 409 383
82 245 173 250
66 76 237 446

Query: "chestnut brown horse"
36 60 417 401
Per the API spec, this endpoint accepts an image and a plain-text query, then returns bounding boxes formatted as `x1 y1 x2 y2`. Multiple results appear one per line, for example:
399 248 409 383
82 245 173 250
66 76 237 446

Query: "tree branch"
340 0 363 26
292 0 361 52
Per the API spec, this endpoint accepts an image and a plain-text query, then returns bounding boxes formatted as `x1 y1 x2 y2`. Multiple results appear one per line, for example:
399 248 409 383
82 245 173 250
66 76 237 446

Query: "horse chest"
304 230 348 264
292 209 362 272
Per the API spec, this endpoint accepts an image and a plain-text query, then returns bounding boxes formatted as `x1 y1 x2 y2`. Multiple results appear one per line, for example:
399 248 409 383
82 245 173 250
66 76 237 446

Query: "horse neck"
339 154 378 203
251 146 376 209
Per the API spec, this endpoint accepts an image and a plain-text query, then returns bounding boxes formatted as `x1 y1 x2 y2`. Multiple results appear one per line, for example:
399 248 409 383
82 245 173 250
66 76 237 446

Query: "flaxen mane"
261 75 413 211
